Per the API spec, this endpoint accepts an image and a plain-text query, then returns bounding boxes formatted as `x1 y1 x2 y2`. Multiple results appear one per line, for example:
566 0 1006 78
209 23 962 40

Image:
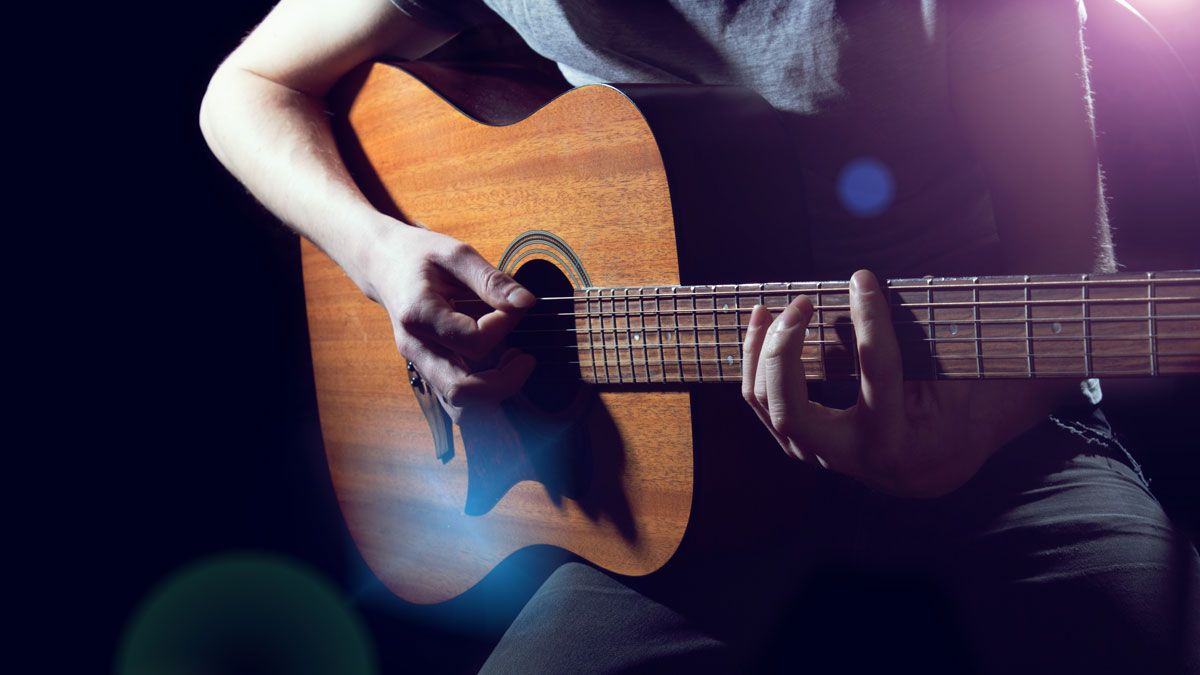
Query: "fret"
926 278 938 379
972 277 983 378
622 288 634 382
755 282 766 375
637 286 651 383
783 281 793 332
613 288 623 382
785 280 804 376
654 286 667 383
1081 274 1093 377
604 288 617 383
1024 275 1034 377
616 287 628 382
638 285 648 381
732 287 744 369
1148 272 1158 376
781 281 790 348
840 281 859 379
586 288 599 383
629 288 639 380
711 285 723 381
623 287 637 382
625 287 636 382
604 289 614 384
691 286 703 382
719 286 739 374
816 281 828 380
641 287 651 381
600 288 613 384
672 286 684 381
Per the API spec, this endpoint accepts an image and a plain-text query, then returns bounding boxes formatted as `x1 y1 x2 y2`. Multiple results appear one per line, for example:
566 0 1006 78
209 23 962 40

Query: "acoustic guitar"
301 61 1200 604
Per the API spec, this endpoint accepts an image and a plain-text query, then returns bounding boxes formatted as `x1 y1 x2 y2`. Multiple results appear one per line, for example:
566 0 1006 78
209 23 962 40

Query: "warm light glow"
1128 0 1199 8
1119 0 1200 19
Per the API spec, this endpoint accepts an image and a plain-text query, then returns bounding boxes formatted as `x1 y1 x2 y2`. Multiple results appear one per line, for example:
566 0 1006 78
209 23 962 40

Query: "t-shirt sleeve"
948 0 1088 76
388 0 494 32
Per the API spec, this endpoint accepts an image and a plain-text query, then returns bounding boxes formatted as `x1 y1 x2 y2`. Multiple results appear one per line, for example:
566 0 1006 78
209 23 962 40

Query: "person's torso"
478 0 1000 278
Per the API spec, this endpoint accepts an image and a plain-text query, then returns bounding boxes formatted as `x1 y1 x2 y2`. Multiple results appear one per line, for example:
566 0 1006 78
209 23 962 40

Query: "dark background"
48 1 1198 672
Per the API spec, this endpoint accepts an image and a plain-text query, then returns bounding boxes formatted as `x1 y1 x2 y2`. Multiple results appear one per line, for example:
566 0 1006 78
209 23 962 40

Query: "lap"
479 562 733 673
482 408 1200 673
920 410 1199 673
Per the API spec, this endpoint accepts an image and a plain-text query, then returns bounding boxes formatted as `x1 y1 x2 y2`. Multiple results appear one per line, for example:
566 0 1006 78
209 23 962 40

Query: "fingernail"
750 305 767 327
507 287 536 309
851 270 877 295
777 305 801 329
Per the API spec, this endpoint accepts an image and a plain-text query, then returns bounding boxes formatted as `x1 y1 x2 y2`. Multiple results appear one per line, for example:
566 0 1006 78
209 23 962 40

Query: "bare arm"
200 0 447 282
200 0 536 415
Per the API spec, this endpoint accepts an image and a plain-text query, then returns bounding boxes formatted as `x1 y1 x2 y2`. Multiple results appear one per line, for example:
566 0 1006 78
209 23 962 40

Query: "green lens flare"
116 552 377 675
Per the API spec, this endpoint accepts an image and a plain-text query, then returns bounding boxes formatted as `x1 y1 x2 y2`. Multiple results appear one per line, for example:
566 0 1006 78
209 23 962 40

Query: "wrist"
339 210 413 303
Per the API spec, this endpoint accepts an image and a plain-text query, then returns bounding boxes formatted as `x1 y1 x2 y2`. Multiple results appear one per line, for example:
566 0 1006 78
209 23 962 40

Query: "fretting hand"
741 269 995 498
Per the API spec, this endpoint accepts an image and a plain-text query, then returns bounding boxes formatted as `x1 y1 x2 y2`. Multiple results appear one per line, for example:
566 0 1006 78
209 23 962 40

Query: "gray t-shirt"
390 0 1086 279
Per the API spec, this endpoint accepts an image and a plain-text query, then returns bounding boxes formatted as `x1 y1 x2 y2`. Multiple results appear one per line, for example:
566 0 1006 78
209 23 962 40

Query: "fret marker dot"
722 303 729 311
633 333 641 341
726 355 734 366
949 324 959 336
1052 322 1062 334
804 327 811 337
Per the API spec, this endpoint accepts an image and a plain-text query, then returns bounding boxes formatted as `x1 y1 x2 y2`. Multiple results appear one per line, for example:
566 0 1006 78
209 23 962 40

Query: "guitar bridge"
407 360 455 463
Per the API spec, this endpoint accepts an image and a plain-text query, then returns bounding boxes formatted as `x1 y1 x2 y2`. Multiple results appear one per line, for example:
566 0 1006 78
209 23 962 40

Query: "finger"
741 304 772 418
405 340 535 414
417 300 520 361
849 269 904 417
445 243 536 311
744 305 792 450
496 347 523 369
475 308 523 352
764 296 855 468
415 300 493 359
763 296 816 458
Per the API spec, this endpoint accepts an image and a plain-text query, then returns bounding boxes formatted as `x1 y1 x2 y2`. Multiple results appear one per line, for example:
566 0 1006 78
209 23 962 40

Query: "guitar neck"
551 270 1200 384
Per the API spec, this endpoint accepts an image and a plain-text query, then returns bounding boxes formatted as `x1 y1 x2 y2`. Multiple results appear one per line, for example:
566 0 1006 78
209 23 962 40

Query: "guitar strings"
562 369 1182 380
543 351 1200 366
504 313 1200 337
536 333 1200 350
510 296 1199 322
448 274 1200 306
523 359 1194 380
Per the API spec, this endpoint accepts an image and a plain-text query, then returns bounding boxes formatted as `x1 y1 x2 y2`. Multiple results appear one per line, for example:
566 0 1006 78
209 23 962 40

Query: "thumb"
450 244 536 311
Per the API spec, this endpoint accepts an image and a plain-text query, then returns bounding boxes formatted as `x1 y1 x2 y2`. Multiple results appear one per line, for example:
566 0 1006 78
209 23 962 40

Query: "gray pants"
481 409 1200 673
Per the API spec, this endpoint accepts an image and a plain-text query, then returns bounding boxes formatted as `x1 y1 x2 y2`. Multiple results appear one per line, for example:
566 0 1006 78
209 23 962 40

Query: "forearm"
199 66 390 294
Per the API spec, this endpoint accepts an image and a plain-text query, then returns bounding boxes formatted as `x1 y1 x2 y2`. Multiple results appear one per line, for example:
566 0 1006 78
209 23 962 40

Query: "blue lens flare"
837 158 895 217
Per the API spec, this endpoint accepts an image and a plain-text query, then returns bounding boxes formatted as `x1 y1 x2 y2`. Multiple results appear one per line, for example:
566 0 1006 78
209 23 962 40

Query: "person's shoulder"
388 0 496 34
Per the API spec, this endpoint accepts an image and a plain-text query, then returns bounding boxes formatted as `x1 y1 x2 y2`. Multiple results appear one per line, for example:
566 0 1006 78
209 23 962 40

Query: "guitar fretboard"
525 271 1200 384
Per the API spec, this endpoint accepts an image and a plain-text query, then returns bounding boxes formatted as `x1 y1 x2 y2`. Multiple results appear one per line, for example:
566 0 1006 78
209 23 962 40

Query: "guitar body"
301 62 812 603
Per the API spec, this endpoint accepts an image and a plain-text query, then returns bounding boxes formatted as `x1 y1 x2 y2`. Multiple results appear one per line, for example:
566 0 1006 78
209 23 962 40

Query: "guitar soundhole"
510 259 584 413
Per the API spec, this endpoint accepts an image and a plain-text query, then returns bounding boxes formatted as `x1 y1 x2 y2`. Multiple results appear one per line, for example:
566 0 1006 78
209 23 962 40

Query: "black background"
38 1 1199 672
